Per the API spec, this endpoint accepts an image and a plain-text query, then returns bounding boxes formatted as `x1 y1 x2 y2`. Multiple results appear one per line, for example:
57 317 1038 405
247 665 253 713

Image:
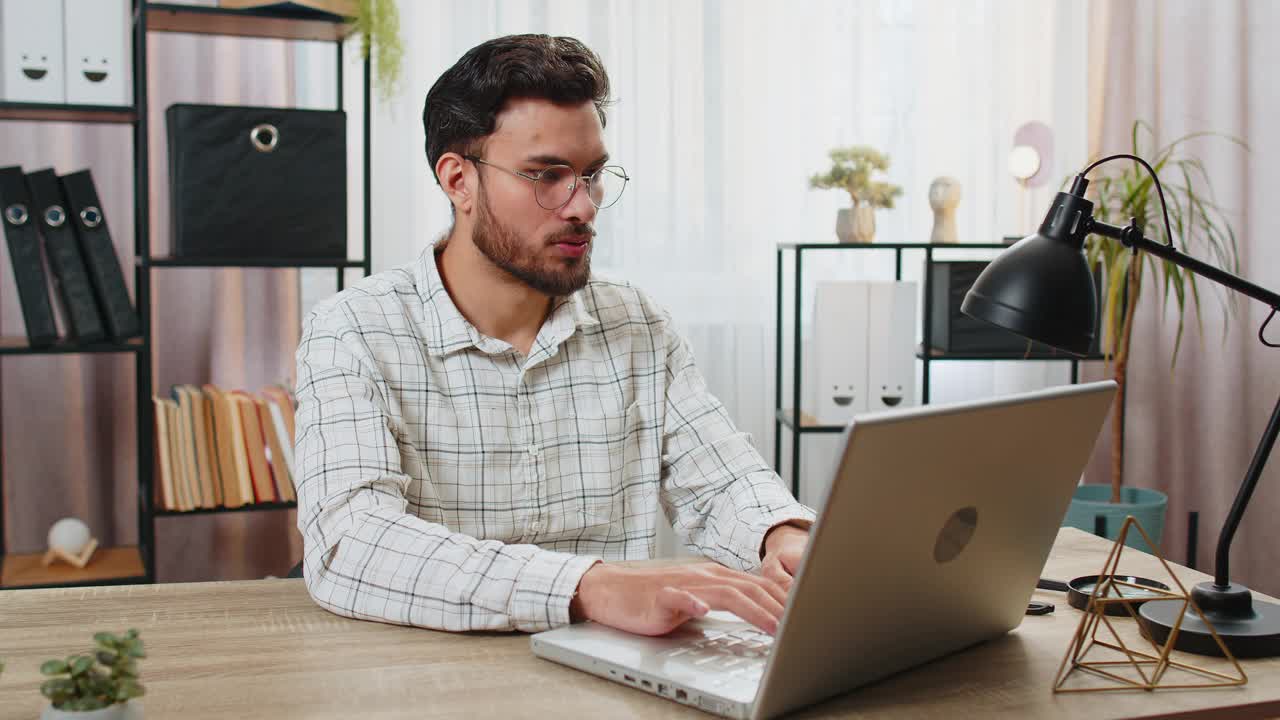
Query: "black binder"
0 166 59 347
26 169 107 343
59 169 140 340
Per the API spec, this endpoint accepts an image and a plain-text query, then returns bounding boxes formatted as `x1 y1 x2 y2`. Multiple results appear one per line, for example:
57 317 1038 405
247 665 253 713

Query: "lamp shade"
960 191 1099 355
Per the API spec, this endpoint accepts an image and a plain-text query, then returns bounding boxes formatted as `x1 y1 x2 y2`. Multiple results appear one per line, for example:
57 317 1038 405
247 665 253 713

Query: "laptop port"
641 679 652 689
676 689 688 701
623 675 636 683
657 684 668 696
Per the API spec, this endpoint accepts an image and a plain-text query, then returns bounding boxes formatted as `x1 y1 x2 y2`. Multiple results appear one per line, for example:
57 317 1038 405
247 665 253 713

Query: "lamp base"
1139 581 1280 658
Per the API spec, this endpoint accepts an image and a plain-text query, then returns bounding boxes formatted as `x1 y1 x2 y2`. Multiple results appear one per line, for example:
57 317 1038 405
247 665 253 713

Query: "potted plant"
39 630 145 720
1062 121 1245 550
809 146 903 243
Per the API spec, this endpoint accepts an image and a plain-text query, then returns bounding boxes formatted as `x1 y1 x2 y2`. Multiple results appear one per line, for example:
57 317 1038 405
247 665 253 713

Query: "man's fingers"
656 586 710 619
702 563 789 608
690 586 780 635
762 562 794 594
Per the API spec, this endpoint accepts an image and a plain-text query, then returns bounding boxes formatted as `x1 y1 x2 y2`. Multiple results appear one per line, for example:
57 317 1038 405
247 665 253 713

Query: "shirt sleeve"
656 320 817 573
294 301 600 633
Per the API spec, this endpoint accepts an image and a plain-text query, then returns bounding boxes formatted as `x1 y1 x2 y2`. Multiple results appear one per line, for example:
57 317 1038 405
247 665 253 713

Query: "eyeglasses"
464 155 629 211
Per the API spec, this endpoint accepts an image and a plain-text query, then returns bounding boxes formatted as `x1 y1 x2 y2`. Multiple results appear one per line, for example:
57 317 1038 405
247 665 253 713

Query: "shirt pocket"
540 400 639 539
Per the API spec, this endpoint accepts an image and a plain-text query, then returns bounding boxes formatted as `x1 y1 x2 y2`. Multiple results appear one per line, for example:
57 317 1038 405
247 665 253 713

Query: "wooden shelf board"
146 3 353 41
2 546 146 589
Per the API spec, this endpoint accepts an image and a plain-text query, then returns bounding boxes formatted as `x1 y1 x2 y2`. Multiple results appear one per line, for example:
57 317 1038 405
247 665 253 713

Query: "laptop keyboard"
658 628 772 681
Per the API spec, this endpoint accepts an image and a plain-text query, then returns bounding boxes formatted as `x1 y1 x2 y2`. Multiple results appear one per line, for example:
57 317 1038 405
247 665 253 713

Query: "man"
295 34 815 636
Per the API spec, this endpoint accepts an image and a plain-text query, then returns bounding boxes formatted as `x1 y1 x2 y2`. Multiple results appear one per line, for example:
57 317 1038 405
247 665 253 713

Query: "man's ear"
437 152 475 215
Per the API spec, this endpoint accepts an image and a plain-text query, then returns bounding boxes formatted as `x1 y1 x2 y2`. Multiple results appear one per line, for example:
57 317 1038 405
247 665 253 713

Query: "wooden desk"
0 528 1276 719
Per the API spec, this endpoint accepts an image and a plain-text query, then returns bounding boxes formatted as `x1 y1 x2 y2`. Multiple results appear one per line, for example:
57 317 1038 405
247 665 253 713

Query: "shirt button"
529 521 542 533
527 444 539 456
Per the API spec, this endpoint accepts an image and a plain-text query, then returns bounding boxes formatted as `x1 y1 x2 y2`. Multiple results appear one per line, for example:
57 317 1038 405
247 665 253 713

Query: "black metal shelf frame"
772 242 1092 498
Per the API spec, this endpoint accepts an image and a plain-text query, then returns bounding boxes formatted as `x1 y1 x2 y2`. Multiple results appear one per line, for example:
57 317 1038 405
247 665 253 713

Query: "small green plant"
354 0 404 101
808 146 903 209
39 630 145 712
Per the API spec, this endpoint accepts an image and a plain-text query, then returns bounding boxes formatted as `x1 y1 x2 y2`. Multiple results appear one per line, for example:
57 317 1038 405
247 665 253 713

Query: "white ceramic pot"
852 204 876 243
41 701 142 720
835 208 855 243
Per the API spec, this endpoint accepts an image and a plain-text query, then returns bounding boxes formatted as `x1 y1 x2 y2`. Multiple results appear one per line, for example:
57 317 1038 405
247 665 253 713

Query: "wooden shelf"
776 409 846 434
0 336 145 356
155 501 297 517
146 3 353 41
0 102 135 124
148 255 365 269
1 546 146 589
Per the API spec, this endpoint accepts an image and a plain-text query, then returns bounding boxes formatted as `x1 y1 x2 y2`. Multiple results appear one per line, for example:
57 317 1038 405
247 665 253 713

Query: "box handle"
250 123 279 153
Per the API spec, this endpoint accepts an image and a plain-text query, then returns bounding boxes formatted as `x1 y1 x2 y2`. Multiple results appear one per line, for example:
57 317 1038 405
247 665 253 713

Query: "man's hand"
570 562 788 637
760 522 811 592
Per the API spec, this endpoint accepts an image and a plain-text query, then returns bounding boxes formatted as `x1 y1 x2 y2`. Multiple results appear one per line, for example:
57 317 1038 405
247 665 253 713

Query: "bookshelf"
0 1 372 589
773 242 1104 492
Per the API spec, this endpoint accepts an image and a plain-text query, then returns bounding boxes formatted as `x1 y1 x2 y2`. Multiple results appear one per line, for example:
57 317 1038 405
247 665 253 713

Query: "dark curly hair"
423 34 612 184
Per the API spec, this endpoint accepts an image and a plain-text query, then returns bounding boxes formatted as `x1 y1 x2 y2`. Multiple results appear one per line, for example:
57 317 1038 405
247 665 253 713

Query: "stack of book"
153 385 296 511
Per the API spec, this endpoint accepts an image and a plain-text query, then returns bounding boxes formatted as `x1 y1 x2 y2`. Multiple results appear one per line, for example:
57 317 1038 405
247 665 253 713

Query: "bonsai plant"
39 630 145 719
1064 121 1245 545
809 146 903 243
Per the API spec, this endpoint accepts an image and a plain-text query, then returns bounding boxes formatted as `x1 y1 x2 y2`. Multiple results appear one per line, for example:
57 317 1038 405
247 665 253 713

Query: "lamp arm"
1088 214 1280 587
1087 217 1280 308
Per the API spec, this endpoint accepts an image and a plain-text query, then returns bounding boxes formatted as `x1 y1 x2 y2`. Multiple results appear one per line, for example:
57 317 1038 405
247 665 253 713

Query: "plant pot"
834 208 855 243
41 701 142 720
1062 484 1168 554
852 204 876 243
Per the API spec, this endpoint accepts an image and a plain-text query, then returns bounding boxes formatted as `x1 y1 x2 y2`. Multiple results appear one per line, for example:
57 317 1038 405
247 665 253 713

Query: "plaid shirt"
294 244 815 633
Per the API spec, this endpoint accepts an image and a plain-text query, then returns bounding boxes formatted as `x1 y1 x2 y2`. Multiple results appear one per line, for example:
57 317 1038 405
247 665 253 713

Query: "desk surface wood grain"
0 528 1277 719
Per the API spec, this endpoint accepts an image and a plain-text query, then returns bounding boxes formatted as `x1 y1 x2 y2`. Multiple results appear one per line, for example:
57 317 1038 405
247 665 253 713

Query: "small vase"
852 204 876 244
834 208 855 243
42 701 142 720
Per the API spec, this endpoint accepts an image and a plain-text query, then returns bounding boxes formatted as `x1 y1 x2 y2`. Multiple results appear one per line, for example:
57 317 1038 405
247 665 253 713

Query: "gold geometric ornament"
1053 516 1247 693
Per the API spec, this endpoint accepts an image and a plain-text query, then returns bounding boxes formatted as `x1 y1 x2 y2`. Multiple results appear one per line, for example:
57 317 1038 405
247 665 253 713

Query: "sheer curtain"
316 0 1091 528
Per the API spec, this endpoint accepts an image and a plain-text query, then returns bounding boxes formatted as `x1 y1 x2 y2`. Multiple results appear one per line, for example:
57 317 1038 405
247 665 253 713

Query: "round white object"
1008 145 1041 181
48 518 91 554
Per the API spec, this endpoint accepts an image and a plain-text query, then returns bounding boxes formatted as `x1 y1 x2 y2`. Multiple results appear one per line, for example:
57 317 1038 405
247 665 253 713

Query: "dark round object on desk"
1026 601 1055 616
1067 574 1170 616
1139 581 1280 658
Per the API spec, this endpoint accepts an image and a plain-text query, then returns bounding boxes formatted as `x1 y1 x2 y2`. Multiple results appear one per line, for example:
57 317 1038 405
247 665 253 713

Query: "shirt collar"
414 236 599 358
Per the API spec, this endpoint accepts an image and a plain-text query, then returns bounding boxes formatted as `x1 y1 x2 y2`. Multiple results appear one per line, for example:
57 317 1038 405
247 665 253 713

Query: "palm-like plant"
1084 121 1246 503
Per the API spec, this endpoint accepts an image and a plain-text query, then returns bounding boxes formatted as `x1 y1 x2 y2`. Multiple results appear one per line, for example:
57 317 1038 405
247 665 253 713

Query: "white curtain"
297 1 1091 540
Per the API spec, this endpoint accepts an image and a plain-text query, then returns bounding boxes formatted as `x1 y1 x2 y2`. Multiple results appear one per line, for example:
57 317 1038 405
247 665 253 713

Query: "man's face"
469 97 607 296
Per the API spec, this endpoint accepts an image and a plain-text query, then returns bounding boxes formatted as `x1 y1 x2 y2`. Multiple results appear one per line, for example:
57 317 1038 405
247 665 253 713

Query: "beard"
472 189 594 297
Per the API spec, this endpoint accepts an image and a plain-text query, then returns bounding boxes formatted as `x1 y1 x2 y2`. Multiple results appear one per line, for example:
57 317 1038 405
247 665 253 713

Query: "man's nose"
559 177 598 225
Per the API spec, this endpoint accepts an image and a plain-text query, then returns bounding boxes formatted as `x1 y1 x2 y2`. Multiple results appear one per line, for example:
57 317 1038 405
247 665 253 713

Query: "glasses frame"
463 154 629 211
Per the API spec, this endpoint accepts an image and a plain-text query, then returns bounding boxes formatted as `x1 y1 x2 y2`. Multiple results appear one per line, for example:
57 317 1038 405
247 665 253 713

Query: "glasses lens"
591 166 628 209
534 165 577 209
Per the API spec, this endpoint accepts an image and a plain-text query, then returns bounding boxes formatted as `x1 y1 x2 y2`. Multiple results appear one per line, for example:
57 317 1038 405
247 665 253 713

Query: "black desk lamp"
961 153 1280 658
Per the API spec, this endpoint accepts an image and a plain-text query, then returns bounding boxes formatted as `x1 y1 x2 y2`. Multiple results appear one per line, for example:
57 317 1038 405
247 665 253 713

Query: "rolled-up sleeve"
656 322 816 573
294 302 599 632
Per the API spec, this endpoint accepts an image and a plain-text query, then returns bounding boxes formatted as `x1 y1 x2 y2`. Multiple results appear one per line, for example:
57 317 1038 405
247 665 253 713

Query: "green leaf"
94 632 118 648
40 659 69 676
40 677 74 700
96 650 118 666
70 655 94 676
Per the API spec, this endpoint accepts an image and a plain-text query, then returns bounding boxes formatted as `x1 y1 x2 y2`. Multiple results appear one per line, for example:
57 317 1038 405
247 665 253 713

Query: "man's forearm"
303 504 600 633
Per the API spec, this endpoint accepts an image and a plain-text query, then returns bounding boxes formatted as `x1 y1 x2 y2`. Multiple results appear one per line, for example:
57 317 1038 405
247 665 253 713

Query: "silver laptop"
531 381 1117 719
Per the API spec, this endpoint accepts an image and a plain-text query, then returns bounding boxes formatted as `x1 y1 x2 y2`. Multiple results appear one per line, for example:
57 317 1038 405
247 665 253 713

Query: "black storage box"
167 103 347 260
928 260 1102 356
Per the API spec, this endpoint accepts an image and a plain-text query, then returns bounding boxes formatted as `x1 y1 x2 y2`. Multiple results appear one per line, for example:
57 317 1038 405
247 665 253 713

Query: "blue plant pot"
1062 484 1168 554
